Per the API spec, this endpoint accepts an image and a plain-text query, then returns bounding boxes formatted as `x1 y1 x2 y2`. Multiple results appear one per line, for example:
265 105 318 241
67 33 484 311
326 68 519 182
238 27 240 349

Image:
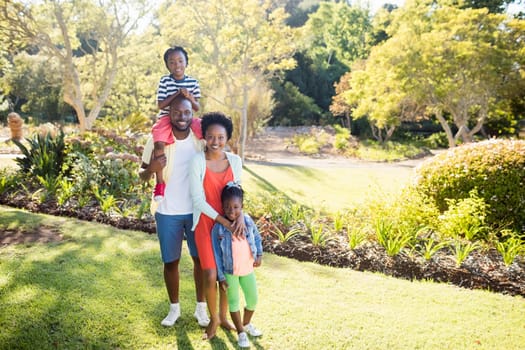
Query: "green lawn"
243 162 414 212
1 207 524 349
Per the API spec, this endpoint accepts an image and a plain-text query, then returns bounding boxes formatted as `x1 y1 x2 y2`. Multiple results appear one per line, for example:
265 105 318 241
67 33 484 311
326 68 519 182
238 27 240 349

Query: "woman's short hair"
201 112 233 140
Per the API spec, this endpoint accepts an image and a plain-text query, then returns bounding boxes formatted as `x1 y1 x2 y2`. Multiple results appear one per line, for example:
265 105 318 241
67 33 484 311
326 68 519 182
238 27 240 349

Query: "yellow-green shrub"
414 139 525 233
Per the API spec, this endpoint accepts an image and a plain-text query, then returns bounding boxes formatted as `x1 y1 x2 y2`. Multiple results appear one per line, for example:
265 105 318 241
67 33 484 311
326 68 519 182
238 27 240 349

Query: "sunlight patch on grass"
8 285 40 305
244 163 414 212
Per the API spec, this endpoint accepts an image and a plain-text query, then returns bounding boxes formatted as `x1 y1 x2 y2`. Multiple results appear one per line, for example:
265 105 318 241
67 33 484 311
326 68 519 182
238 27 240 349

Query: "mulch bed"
1 194 524 297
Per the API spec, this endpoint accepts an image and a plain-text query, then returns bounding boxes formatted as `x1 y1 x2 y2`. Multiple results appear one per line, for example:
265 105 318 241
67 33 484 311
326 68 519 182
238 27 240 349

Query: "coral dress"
194 165 234 270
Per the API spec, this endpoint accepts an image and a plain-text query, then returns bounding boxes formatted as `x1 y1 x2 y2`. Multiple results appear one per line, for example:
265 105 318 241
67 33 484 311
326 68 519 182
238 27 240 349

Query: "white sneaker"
193 302 210 327
161 304 180 327
238 332 250 348
244 323 262 337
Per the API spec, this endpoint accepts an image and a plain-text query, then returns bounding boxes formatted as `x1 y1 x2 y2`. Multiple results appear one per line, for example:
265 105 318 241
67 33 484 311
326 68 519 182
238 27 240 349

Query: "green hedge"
414 139 525 233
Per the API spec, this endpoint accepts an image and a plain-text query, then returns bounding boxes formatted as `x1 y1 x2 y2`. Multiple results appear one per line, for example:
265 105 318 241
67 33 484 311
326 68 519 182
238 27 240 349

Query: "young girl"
152 46 202 201
212 183 263 348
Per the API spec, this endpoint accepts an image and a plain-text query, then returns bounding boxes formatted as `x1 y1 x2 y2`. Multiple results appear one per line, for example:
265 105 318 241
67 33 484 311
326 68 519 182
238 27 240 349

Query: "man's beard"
173 122 190 132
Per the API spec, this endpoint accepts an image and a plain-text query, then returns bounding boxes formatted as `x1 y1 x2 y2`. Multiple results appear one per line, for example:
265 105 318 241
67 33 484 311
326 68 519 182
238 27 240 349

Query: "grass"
1 206 524 350
243 163 413 213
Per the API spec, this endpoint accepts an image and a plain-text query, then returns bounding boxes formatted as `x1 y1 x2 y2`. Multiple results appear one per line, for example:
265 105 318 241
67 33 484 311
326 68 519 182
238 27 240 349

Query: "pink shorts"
152 116 202 144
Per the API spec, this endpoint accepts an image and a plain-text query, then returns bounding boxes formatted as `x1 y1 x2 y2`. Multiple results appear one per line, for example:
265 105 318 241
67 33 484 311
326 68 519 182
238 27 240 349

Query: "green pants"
225 272 258 312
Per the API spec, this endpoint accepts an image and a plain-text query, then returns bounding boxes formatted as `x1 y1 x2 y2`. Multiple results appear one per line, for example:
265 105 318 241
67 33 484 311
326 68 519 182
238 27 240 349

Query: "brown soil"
1 225 63 246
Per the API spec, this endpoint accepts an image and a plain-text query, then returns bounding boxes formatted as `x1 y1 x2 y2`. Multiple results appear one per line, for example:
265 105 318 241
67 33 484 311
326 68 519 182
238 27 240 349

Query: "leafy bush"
436 190 489 241
291 134 319 155
414 139 525 233
13 129 66 179
0 168 21 196
289 128 330 155
424 132 448 149
334 124 351 152
356 140 427 161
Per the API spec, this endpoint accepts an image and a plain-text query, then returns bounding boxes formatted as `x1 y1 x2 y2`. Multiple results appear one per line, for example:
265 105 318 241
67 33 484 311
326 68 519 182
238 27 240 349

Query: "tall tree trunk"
239 86 249 162
434 109 456 147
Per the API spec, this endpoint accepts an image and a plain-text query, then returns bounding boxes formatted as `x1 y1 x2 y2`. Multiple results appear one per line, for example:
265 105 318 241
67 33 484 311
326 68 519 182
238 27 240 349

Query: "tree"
330 72 353 130
346 0 525 147
0 0 150 131
302 1 372 69
271 2 373 126
1 52 71 121
159 0 297 161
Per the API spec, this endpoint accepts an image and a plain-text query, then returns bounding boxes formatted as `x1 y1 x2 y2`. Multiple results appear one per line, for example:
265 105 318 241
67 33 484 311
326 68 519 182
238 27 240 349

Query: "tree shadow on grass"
0 212 217 349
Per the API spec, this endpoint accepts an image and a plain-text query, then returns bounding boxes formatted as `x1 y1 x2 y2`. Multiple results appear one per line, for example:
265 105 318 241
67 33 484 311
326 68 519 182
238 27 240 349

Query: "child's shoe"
154 183 166 202
238 332 250 348
244 323 262 337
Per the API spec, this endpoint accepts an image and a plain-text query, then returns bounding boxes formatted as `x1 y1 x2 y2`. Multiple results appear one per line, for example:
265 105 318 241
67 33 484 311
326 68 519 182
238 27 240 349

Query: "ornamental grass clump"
414 139 525 234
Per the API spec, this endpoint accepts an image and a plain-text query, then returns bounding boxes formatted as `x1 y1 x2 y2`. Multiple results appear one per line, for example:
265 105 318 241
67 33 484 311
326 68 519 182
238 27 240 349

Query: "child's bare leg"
230 311 244 334
153 142 166 185
242 308 255 327
152 141 166 201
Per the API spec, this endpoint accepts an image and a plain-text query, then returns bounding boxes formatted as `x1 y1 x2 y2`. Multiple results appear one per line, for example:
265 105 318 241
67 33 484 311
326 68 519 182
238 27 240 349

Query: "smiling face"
204 123 228 153
169 98 193 133
223 196 243 222
166 50 187 80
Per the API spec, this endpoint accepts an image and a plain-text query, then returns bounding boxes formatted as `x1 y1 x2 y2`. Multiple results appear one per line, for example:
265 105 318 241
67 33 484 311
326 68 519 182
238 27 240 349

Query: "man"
139 95 209 327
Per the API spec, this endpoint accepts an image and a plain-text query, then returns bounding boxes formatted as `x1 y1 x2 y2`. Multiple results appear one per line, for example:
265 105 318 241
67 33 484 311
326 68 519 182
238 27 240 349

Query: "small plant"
135 196 151 220
270 224 301 243
375 219 419 256
375 218 393 248
77 193 91 208
308 222 332 247
56 178 75 206
36 174 61 201
93 186 120 215
289 203 306 223
332 211 345 232
347 225 367 249
451 240 481 267
496 231 523 266
421 238 449 261
0 169 19 195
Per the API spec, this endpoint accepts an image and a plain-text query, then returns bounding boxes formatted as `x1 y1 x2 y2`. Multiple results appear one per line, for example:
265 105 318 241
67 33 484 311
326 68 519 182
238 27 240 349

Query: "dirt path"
244 126 439 169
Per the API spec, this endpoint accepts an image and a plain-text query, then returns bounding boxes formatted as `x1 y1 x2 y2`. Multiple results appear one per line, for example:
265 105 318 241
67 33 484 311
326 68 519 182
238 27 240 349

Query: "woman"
189 112 245 340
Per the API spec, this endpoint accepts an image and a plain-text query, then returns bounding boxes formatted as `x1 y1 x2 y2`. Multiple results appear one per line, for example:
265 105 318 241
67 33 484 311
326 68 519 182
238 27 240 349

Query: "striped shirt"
157 74 201 118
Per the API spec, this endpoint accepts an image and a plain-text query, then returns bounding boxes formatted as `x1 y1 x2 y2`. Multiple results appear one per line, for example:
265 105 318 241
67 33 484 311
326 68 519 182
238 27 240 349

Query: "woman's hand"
254 256 262 267
231 214 246 237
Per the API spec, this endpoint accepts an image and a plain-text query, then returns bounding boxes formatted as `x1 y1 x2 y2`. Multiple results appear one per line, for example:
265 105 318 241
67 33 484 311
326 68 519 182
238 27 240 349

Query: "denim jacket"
211 214 263 282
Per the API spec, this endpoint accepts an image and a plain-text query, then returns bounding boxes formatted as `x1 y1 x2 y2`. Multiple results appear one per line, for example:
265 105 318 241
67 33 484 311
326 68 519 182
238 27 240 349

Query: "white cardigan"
189 151 242 230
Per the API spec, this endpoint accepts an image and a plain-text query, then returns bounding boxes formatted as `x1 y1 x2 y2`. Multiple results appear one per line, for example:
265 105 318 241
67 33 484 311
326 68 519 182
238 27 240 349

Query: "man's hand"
150 154 167 173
